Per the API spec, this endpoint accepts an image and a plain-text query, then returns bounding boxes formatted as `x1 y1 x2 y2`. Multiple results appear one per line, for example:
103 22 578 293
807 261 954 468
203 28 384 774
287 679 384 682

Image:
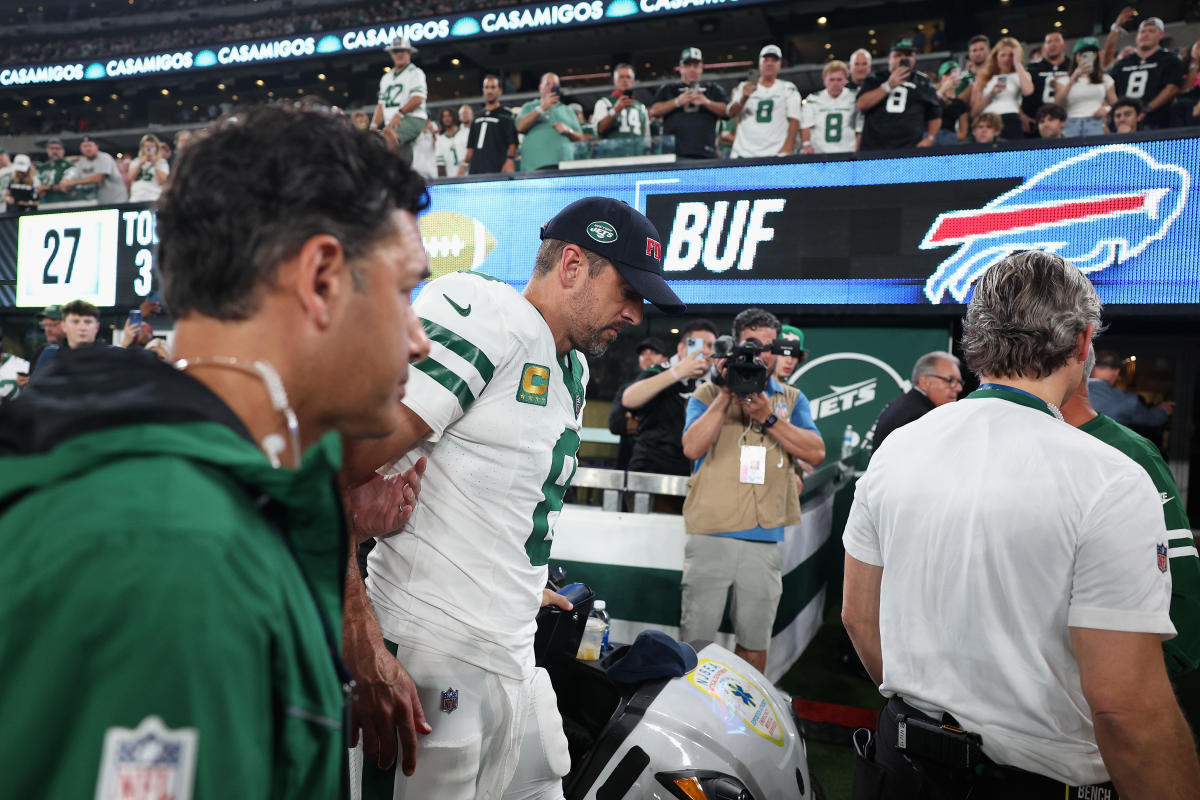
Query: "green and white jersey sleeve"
1081 414 1200 676
367 270 589 680
800 89 863 154
377 63 428 121
730 79 802 158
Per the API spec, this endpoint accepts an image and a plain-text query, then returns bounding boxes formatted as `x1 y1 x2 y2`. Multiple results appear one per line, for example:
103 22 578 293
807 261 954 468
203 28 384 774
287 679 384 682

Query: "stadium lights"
670 328 680 334
1000 28 1009 34
450 58 460 66
255 79 264 86
868 29 875 35
328 85 335 91
1057 4 1065 9
824 43 832 49
47 98 54 104
1054 20 1062 27
817 16 827 25
217 83 226 90
21 99 29 106
110 93 118 99
82 95 90 102
161 89 169 95
317 73 326 80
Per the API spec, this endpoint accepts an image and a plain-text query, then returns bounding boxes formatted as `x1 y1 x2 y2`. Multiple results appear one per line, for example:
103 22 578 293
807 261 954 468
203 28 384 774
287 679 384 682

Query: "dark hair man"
463 74 518 175
1088 348 1173 426
680 308 825 673
843 251 1200 798
621 319 718 485
340 196 683 799
1112 96 1147 131
857 37 942 150
0 104 432 799
1023 31 1071 135
1036 102 1068 137
648 47 731 159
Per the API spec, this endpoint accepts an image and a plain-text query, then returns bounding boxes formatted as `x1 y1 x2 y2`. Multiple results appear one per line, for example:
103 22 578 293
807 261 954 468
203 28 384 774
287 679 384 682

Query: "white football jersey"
434 126 471 173
367 271 588 680
0 353 29 399
730 78 802 158
800 88 863 154
377 62 428 121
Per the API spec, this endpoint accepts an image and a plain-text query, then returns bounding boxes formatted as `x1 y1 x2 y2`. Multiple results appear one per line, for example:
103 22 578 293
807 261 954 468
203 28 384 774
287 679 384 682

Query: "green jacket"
1080 413 1200 676
0 346 348 798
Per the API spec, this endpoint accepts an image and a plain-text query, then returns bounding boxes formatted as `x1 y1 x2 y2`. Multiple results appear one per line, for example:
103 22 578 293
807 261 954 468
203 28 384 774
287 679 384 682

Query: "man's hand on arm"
842 554 884 685
744 392 826 464
344 458 427 545
1073 627 1200 798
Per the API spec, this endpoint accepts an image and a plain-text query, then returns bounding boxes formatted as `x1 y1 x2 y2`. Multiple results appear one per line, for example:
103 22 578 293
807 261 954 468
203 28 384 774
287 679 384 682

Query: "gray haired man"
843 251 1199 798
869 350 962 451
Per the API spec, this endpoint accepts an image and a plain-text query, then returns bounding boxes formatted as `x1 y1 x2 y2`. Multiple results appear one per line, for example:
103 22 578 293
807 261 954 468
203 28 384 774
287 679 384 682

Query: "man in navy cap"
342 197 682 800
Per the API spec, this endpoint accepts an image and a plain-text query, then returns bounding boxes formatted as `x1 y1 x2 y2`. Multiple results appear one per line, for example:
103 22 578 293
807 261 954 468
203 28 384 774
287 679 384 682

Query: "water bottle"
841 424 854 459
593 600 610 654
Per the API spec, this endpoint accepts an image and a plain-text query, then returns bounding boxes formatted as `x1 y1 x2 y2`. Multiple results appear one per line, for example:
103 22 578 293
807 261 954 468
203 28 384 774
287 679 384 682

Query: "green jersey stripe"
421 317 496 384
414 357 477 412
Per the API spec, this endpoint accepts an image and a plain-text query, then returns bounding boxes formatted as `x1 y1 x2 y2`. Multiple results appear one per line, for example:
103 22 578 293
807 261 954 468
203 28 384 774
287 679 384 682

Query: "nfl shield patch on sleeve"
1158 543 1169 573
95 715 197 800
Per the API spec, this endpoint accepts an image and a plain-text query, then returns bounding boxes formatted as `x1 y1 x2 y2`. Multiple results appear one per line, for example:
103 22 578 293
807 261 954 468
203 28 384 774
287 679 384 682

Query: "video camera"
711 335 805 396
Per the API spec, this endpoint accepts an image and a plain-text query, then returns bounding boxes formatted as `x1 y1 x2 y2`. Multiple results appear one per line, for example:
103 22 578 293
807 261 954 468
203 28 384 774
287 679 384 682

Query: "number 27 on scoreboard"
15 209 120 308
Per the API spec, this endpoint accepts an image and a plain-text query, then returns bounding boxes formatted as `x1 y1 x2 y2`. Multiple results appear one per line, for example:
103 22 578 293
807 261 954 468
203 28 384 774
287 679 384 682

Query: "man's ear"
1075 322 1095 363
558 243 586 291
291 233 349 330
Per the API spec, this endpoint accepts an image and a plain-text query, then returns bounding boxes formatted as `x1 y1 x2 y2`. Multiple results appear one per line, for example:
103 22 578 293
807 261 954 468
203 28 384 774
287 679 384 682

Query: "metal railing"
571 448 867 513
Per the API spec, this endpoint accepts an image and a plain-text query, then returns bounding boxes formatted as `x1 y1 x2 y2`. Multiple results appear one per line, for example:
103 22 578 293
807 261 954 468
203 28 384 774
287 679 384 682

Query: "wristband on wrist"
762 413 778 429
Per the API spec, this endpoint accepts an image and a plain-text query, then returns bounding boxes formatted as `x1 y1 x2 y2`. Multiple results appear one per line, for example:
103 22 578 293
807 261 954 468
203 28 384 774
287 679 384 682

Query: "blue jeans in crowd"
1064 117 1105 137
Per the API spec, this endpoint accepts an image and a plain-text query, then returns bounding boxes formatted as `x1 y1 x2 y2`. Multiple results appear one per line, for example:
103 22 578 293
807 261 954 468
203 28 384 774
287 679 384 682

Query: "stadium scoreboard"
3 206 158 308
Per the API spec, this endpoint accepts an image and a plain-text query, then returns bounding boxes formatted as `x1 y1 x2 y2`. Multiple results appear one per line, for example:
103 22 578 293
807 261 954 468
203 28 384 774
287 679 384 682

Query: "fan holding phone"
1054 37 1117 137
619 320 719 490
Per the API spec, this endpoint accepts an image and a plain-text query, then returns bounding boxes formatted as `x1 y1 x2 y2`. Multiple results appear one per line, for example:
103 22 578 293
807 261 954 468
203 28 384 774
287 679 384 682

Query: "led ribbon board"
418 138 1200 309
0 0 773 86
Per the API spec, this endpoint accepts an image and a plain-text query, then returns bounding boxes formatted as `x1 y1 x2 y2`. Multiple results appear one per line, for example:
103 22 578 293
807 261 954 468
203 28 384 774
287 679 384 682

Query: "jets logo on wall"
791 352 910 453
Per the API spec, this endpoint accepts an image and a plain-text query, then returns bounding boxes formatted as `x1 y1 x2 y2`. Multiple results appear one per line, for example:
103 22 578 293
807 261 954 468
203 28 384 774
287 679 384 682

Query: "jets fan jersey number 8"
366 270 587 679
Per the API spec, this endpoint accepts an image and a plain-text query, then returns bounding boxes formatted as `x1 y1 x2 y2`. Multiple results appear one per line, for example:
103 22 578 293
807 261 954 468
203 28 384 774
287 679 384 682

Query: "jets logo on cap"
587 221 618 243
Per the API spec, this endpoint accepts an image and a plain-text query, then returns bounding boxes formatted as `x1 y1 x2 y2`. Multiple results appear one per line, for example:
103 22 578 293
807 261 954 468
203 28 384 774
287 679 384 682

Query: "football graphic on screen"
419 211 498 278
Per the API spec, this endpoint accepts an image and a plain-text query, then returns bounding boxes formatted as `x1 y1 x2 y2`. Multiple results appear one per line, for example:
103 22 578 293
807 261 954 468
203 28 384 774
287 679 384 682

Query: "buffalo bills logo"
921 145 1190 303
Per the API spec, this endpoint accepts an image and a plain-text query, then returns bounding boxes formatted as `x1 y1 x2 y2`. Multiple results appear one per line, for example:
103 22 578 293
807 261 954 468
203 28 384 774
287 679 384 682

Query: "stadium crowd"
3 6 1200 177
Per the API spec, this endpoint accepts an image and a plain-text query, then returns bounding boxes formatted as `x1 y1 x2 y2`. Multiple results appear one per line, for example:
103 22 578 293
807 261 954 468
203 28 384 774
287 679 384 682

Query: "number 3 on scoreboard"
41 227 81 284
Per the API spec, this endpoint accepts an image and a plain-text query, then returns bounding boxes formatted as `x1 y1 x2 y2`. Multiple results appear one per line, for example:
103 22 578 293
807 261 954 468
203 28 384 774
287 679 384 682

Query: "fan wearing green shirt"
36 137 75 205
516 72 586 171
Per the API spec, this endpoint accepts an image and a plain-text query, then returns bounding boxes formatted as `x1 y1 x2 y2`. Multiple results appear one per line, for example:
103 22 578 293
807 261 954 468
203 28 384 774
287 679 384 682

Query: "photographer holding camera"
680 309 825 672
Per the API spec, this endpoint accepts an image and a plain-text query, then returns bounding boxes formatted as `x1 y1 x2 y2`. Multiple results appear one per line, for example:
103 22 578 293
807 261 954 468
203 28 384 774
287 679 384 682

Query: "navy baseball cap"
606 630 698 683
636 336 668 355
540 197 685 314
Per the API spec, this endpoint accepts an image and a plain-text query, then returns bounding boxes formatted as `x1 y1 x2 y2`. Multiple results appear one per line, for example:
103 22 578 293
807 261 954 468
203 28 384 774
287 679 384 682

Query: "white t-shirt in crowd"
980 73 1023 115
1056 73 1115 118
843 392 1174 786
367 271 588 681
800 88 863 154
730 78 802 157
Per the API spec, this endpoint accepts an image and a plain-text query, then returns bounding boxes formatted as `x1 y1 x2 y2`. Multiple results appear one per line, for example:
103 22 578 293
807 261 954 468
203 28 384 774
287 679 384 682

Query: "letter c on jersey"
518 363 551 406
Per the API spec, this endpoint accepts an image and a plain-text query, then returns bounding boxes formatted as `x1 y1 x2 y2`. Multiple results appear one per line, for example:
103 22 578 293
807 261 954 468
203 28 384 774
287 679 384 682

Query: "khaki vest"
682 380 803 535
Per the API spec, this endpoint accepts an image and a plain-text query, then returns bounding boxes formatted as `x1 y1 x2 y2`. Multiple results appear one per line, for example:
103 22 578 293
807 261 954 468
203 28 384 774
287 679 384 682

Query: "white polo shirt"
844 387 1174 786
